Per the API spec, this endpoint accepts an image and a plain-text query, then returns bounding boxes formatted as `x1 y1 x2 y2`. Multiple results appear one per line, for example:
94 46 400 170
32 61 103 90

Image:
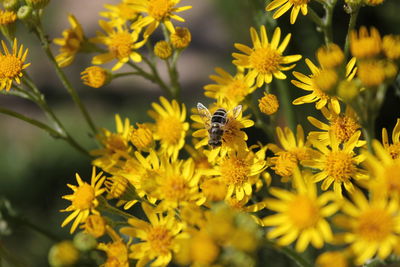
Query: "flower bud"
73 231 97 251
48 240 79 267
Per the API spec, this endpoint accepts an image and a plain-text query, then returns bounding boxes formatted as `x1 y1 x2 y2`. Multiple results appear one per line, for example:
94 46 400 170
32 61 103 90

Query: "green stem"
98 197 134 220
307 0 337 45
264 240 312 267
137 57 172 97
344 6 360 58
166 51 182 100
276 79 296 131
112 72 141 79
34 20 97 135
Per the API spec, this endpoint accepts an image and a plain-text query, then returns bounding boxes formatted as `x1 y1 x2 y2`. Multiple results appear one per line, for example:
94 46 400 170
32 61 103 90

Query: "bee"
197 103 242 148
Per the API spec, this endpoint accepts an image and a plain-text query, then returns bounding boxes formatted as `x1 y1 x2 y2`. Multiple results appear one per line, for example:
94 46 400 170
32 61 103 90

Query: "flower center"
109 32 132 59
72 183 95 210
249 47 281 74
161 175 188 201
147 226 173 255
289 0 309 5
106 241 129 265
271 151 298 177
356 208 393 242
383 163 400 194
104 133 128 152
0 10 17 25
0 55 23 79
62 30 81 53
222 118 244 145
156 116 183 145
387 143 400 159
225 80 248 102
220 156 249 186
287 195 319 229
331 115 359 143
325 151 355 182
148 0 174 21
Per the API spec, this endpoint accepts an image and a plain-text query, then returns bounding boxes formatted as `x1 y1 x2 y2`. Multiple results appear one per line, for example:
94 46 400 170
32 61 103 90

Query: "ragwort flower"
0 38 30 91
266 0 309 24
60 167 106 233
232 25 301 87
130 0 192 36
262 169 338 252
91 20 146 71
382 118 400 159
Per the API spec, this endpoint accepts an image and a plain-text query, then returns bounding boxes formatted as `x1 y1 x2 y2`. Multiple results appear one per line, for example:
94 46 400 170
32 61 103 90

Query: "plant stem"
264 240 312 267
276 79 296 131
34 19 97 135
344 5 360 58
112 71 141 79
307 0 337 45
98 197 134 219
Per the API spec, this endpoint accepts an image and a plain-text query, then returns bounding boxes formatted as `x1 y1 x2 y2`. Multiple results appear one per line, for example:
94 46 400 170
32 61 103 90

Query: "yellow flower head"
54 15 85 68
382 118 400 160
80 66 109 88
0 38 30 91
60 167 106 233
316 251 349 267
356 59 386 87
98 240 130 267
170 27 191 49
100 2 138 27
188 231 220 265
91 20 146 71
266 0 310 24
292 57 357 114
268 125 311 179
84 214 106 238
154 40 172 59
120 203 188 267
149 96 189 159
316 43 345 69
262 169 338 252
130 123 154 151
307 105 365 147
350 26 381 59
335 188 400 265
204 67 256 106
302 131 368 198
382 34 400 60
130 0 192 37
233 26 302 87
48 241 80 267
0 9 17 25
258 92 279 115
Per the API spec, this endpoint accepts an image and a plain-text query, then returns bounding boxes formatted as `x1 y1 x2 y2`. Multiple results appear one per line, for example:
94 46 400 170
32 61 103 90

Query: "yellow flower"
149 96 189 159
258 92 279 115
54 15 85 68
188 231 220 265
268 125 311 179
0 38 30 91
0 9 17 25
154 40 172 59
48 241 80 267
266 0 309 24
84 214 107 238
350 26 381 59
302 131 368 198
60 167 106 233
316 43 345 69
100 2 138 27
356 59 386 87
212 147 267 201
363 140 400 197
204 67 256 105
80 66 109 88
120 203 188 267
291 57 357 114
262 169 338 252
152 157 206 210
170 27 191 49
334 188 400 265
130 123 154 151
91 20 146 71
382 118 400 159
316 251 349 267
382 34 400 60
232 25 301 88
307 105 365 146
130 0 192 37
98 239 130 267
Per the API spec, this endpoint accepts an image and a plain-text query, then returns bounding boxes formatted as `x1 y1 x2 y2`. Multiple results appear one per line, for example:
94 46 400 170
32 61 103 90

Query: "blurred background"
0 0 399 266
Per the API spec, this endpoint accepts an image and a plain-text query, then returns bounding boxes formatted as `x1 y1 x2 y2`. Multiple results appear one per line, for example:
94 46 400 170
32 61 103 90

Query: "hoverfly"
197 103 242 148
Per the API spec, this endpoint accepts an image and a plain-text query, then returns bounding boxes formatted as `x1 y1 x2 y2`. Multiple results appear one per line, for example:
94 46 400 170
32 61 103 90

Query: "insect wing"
197 102 212 127
231 105 242 119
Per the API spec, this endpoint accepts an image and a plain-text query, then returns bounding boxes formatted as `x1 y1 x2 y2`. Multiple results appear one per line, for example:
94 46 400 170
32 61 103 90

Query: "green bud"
17 5 32 20
25 0 50 9
2 0 19 11
73 231 97 252
48 240 79 267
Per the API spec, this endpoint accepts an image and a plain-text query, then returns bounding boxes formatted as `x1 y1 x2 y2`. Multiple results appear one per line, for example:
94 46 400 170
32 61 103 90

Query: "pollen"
81 66 108 88
108 32 132 59
287 195 320 229
325 151 355 182
156 116 183 145
250 47 282 74
148 226 173 255
313 68 338 92
72 183 95 210
161 175 188 201
259 93 279 115
331 115 360 143
148 0 174 21
387 143 400 159
0 54 24 79
356 208 393 242
0 10 17 25
220 156 249 186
